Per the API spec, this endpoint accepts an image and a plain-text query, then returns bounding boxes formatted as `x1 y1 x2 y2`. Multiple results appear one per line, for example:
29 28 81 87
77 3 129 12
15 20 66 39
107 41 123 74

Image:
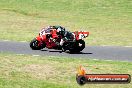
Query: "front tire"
30 38 42 50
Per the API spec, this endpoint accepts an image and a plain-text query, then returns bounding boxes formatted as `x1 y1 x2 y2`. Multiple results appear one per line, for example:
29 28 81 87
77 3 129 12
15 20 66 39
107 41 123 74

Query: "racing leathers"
41 26 74 51
58 31 75 51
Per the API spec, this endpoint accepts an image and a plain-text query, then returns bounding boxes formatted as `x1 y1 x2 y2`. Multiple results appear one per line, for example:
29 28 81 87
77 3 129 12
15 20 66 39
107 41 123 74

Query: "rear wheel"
30 38 44 50
77 39 85 51
69 40 85 53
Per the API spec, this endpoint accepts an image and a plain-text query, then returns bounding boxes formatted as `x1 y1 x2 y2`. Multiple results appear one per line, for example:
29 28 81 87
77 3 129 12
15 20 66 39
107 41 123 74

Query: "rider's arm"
63 31 69 41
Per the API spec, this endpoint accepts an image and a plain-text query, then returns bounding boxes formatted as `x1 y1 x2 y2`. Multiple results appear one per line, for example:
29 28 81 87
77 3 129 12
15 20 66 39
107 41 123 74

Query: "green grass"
0 1 132 87
0 53 132 88
0 0 132 46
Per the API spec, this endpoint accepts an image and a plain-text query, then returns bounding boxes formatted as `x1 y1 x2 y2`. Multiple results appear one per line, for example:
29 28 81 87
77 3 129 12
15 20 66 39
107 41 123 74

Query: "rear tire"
30 38 42 50
76 39 85 51
69 40 85 53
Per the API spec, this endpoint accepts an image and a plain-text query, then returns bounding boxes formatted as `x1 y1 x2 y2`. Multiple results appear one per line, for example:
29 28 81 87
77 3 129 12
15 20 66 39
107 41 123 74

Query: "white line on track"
32 55 40 57
93 59 99 60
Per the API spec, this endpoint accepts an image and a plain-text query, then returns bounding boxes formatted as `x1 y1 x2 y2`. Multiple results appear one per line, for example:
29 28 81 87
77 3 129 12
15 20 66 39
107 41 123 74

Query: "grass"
0 1 132 88
0 0 132 46
0 53 132 88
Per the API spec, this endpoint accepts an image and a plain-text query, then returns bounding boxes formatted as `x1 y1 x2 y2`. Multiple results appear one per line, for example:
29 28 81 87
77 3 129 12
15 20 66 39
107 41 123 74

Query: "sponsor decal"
76 66 131 85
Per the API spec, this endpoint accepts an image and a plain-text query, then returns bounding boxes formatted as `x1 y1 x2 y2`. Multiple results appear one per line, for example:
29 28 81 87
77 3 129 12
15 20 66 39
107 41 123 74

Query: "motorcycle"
30 27 89 52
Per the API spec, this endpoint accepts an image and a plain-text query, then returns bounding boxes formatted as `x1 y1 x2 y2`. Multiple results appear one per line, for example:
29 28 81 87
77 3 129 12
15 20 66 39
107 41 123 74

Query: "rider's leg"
60 39 64 46
60 39 66 52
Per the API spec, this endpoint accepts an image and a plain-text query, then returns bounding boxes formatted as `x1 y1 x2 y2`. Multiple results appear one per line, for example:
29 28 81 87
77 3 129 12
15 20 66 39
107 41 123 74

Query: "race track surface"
0 41 132 62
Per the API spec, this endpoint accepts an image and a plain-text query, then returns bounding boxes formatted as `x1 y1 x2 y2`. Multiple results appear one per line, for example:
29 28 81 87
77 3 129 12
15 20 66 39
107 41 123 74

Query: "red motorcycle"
30 27 89 52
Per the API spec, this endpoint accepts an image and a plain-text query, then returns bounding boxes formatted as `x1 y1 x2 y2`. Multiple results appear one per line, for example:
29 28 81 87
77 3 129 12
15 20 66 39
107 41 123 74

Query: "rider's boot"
62 47 66 52
60 39 66 52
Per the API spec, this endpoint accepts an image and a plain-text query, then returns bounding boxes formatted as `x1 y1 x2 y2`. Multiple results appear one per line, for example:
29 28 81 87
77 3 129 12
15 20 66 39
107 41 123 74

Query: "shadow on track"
41 49 48 51
49 50 62 53
41 49 93 54
66 51 93 54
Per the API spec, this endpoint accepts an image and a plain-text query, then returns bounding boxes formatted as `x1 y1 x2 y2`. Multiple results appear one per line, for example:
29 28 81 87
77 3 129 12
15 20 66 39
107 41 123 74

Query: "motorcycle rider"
56 27 75 51
43 25 74 51
40 25 65 39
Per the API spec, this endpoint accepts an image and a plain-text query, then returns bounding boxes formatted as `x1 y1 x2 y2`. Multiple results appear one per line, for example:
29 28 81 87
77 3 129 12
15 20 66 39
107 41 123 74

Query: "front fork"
36 35 44 47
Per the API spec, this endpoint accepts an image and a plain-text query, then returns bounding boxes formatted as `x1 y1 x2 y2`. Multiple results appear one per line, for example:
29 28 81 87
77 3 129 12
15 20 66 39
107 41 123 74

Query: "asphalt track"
0 40 132 62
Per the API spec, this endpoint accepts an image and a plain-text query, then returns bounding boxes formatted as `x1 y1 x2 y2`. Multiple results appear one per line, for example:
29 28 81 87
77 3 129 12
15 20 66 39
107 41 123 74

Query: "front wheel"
30 38 44 50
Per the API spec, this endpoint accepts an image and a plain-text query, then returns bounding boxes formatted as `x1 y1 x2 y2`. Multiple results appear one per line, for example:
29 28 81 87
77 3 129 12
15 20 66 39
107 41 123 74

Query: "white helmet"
57 28 62 33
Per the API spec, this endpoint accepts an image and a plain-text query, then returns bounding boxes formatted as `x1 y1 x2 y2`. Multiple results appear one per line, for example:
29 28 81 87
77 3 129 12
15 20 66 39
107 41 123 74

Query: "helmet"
54 26 65 31
56 27 65 35
57 27 62 33
47 25 65 35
